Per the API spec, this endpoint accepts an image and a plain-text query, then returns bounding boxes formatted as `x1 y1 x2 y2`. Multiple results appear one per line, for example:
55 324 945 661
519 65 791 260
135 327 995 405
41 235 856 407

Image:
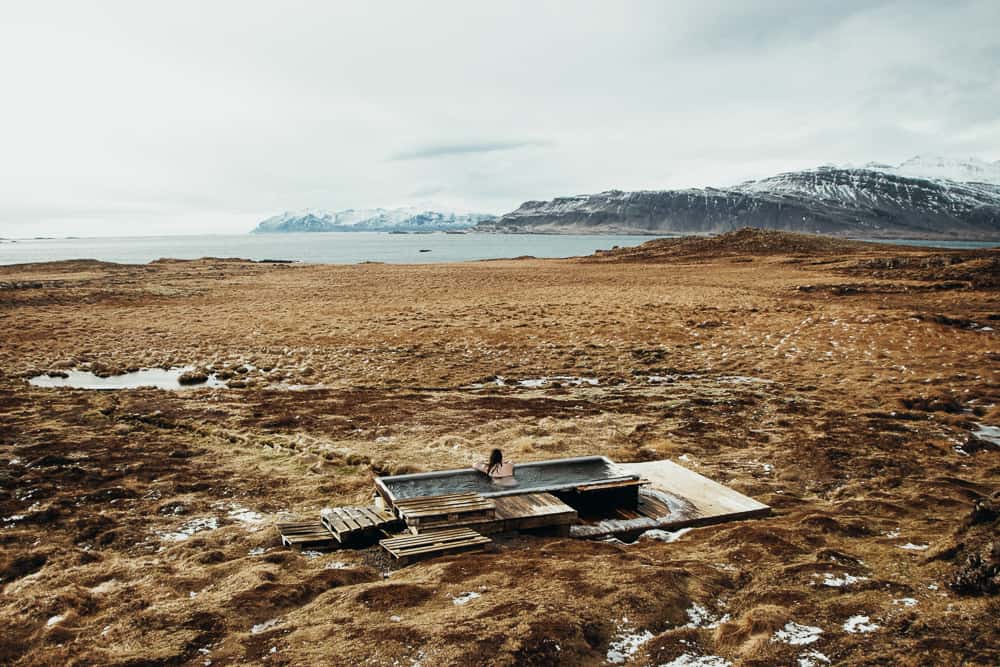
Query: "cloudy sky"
2 1 998 237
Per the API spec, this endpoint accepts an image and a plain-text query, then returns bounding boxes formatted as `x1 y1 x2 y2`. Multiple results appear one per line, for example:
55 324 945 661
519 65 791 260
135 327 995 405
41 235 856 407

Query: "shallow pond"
28 367 227 390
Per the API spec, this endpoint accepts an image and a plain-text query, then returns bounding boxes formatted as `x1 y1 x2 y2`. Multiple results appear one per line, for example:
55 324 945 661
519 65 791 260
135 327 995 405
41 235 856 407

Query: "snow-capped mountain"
888 155 1000 185
252 207 496 233
477 161 1000 240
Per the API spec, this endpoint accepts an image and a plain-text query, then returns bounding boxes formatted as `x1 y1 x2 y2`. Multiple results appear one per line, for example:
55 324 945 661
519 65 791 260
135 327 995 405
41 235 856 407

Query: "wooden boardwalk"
392 492 496 530
380 527 491 564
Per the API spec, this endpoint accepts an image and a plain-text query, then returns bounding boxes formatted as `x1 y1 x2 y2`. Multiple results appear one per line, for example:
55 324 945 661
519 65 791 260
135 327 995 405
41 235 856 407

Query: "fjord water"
2 232 995 266
0 232 662 265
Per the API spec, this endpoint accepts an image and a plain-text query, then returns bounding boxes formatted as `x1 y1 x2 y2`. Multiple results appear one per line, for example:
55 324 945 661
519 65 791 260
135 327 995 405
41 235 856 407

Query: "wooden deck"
321 505 400 544
379 527 491 564
392 492 496 529
570 459 770 539
276 520 337 549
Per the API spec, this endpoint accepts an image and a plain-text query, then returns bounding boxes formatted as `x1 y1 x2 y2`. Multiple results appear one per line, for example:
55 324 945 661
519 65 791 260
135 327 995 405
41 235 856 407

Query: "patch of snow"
658 655 731 667
46 614 64 627
517 376 599 388
972 423 1000 446
3 514 26 523
248 547 267 556
324 561 350 569
89 579 119 594
225 505 265 527
772 621 823 646
717 375 772 384
451 591 481 606
300 550 324 558
250 618 281 635
641 528 692 543
899 543 929 551
797 649 831 666
843 615 879 633
160 516 219 542
390 615 403 622
819 573 868 588
683 603 730 629
883 529 900 538
893 597 918 607
606 625 654 664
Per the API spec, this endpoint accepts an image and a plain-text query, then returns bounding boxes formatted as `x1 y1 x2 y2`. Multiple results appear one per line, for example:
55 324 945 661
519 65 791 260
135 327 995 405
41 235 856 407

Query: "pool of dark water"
377 456 636 500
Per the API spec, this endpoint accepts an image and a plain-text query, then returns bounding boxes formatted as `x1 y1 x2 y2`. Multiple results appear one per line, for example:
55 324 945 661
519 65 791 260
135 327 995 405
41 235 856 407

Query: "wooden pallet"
321 505 400 543
276 520 337 549
392 492 496 529
380 527 491 564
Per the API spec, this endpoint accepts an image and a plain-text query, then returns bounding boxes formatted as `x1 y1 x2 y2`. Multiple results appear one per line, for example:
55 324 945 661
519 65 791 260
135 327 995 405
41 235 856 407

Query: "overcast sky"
2 1 998 237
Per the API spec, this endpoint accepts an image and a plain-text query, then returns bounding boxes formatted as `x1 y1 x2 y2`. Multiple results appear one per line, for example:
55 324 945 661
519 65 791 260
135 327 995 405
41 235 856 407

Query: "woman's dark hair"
487 448 503 474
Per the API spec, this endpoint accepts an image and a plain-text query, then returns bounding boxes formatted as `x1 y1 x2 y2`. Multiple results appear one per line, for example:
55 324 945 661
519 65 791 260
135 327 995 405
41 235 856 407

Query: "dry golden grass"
0 233 997 665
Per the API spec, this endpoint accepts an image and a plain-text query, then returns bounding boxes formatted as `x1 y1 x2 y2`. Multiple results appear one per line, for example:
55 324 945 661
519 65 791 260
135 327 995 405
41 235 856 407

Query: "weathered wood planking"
276 520 337 549
625 460 769 519
571 460 770 539
490 492 578 532
575 478 650 493
321 505 400 543
380 527 491 564
393 492 496 529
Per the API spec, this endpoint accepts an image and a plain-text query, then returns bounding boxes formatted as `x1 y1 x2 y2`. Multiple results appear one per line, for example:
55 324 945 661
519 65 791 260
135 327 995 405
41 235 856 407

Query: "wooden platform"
276 520 337 549
379 527 491 564
392 492 496 529
453 491 580 534
321 505 400 544
570 459 771 539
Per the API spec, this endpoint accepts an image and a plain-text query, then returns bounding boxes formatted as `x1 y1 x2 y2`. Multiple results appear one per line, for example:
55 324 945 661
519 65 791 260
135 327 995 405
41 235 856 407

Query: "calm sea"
0 232 995 266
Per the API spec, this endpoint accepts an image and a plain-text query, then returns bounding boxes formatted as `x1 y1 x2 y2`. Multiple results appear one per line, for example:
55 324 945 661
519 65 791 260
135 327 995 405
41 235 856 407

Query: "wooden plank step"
575 478 649 493
393 493 494 519
399 503 493 518
380 527 491 563
276 521 337 548
396 497 493 510
393 492 485 505
380 527 477 545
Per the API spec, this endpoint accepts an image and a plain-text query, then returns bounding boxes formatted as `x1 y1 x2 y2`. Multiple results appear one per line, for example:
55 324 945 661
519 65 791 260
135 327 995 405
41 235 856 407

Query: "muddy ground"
0 229 997 666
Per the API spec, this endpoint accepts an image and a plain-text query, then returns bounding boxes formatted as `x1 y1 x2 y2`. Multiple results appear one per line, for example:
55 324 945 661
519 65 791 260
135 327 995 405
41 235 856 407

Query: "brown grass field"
0 229 997 666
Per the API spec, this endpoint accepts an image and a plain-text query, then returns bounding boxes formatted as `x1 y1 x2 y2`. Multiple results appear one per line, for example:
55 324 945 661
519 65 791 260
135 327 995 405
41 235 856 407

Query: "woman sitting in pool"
473 448 514 478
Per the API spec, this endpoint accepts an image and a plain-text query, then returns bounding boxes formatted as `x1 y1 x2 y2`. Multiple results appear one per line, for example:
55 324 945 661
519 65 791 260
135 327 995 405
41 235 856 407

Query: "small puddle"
28 367 227 390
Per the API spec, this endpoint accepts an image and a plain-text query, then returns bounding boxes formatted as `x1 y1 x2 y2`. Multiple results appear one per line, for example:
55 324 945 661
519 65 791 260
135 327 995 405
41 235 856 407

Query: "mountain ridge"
476 158 1000 240
252 207 496 233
